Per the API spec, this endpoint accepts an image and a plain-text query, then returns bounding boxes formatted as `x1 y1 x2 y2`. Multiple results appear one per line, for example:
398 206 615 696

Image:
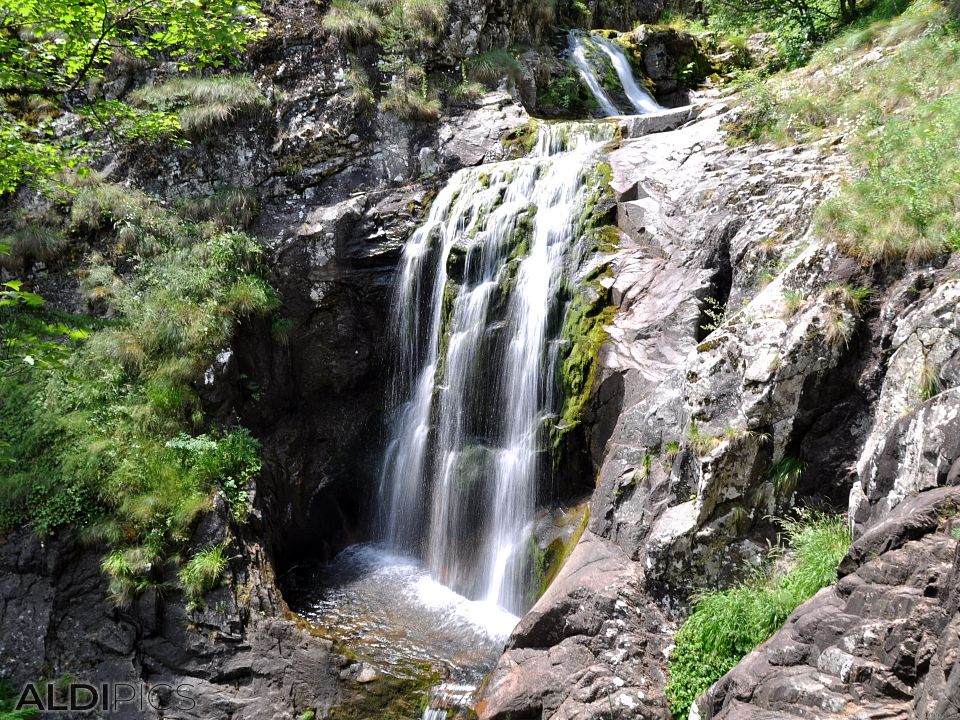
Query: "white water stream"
379 122 614 615
568 30 664 116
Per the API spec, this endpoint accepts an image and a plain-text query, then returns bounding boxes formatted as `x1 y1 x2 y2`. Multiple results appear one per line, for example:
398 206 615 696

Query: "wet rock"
478 531 672 720
0 528 344 720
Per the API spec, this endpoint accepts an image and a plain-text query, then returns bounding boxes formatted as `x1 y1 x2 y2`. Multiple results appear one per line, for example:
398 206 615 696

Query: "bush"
666 510 851 719
0 186 270 606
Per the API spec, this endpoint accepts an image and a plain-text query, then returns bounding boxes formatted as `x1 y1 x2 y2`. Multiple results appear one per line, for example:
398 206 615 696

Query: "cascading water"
593 35 663 114
378 122 615 616
568 30 664 116
569 31 621 116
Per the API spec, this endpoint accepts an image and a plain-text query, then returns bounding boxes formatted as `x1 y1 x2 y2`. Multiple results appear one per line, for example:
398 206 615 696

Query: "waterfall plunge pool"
286 543 520 716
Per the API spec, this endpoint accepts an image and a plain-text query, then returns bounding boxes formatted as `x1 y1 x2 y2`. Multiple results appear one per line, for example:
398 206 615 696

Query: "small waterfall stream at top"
378 122 616 617
568 30 664 116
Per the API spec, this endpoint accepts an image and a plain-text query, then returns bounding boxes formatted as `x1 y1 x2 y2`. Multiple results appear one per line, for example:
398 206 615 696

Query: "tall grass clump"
322 0 383 44
131 75 268 136
179 541 230 608
666 510 851 719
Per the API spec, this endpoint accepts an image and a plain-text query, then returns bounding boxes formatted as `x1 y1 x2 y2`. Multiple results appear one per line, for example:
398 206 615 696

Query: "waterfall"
592 35 663 114
379 122 614 615
568 30 663 117
569 31 621 117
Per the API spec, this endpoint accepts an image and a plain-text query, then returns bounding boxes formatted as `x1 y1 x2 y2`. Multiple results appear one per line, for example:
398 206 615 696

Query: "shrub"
666 510 851 719
0 188 270 606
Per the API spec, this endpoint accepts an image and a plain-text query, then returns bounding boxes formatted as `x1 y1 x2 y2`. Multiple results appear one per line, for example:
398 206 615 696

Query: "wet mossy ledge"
553 160 619 454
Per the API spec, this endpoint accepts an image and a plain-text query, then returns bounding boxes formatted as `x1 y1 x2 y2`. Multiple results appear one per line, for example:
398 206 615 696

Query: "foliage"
375 0 449 120
537 67 598 117
131 76 268 137
179 541 230 606
770 456 803 495
704 0 846 67
0 678 39 720
0 181 271 603
919 357 943 400
176 187 259 229
818 92 960 261
322 0 384 44
666 510 851 719
727 2 960 262
0 0 265 193
466 49 523 85
344 67 376 110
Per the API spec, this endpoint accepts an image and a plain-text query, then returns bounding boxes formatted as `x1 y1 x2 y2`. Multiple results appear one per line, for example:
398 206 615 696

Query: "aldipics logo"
14 681 196 713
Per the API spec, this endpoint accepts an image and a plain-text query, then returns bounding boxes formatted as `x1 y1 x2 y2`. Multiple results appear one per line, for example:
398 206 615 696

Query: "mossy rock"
501 119 540 158
327 663 442 720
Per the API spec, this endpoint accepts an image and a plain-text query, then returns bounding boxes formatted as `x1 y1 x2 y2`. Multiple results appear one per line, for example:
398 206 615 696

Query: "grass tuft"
131 76 268 137
322 0 384 44
179 541 230 606
666 510 851 719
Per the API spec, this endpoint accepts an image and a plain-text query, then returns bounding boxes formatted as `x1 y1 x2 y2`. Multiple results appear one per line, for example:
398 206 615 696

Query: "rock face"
0 523 347 720
479 97 863 719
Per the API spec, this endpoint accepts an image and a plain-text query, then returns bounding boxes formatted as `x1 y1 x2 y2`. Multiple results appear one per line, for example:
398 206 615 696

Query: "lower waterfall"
378 122 615 616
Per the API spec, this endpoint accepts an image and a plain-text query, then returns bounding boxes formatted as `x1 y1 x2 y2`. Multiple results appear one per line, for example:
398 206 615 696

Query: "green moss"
435 280 459 384
501 119 540 158
555 289 615 438
533 506 590 598
327 662 442 720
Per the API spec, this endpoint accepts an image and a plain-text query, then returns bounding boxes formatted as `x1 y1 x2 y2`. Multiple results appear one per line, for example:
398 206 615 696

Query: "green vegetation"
538 67 599 117
179 541 231 608
322 0 385 45
770 456 803 496
0 0 264 192
919 357 943 400
131 76 269 137
0 678 38 720
727 0 960 262
0 179 272 606
666 510 852 719
319 0 450 121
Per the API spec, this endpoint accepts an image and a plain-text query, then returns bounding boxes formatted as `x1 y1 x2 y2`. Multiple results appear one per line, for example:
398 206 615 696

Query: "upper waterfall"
378 122 614 615
568 30 663 117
